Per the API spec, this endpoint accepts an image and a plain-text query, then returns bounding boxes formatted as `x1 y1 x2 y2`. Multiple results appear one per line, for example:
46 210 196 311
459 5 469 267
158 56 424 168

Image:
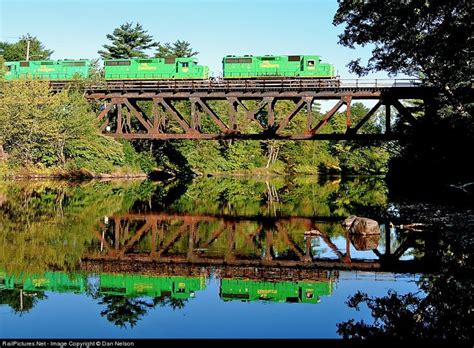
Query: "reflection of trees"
98 295 156 328
97 295 188 328
337 230 472 342
0 181 154 276
0 290 47 315
166 176 388 218
156 297 188 310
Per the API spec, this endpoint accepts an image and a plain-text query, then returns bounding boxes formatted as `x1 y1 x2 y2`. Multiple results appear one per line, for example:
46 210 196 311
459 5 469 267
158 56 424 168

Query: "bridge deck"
49 78 431 99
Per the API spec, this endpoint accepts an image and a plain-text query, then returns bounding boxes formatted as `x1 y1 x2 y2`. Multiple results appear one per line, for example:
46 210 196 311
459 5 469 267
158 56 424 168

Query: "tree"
98 22 158 59
333 0 471 91
155 40 198 58
333 0 473 184
0 34 53 61
0 80 149 174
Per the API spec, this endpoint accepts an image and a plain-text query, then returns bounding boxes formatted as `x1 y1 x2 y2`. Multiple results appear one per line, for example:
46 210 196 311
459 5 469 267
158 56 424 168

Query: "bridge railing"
48 78 425 93
339 79 423 88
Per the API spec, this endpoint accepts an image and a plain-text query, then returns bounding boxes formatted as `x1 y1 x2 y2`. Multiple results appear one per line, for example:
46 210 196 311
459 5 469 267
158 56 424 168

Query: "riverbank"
0 163 148 180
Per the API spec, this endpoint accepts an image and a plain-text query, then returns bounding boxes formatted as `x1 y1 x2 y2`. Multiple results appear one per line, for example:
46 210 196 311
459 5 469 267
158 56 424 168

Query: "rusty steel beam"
349 101 383 134
310 97 347 135
106 132 398 141
91 84 436 140
81 253 430 273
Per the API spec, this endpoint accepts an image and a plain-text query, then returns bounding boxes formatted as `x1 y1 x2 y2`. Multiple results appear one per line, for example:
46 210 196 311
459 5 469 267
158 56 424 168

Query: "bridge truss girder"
91 90 422 140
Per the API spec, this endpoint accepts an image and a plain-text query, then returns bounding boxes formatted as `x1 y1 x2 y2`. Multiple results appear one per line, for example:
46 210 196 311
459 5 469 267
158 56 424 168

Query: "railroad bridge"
68 78 434 140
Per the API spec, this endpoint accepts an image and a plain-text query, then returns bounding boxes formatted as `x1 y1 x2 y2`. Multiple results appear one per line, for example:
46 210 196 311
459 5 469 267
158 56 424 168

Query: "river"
0 176 471 340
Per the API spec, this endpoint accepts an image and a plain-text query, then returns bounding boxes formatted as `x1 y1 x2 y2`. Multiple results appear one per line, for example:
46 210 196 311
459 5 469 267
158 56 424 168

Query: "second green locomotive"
104 57 209 80
222 54 335 79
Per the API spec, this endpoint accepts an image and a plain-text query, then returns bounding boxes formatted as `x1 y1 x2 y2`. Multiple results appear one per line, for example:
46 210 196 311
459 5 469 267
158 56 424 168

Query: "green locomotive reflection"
0 271 86 293
98 273 206 300
220 279 333 304
1 271 206 300
2 270 333 310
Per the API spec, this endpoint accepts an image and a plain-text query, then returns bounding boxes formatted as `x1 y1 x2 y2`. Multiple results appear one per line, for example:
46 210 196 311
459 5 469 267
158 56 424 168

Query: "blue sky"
0 0 398 79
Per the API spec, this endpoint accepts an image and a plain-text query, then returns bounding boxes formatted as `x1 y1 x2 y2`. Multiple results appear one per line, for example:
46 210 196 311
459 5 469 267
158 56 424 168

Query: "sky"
0 0 402 80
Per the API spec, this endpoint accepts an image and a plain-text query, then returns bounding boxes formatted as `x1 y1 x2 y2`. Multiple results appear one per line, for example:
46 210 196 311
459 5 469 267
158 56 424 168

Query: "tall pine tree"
98 22 158 59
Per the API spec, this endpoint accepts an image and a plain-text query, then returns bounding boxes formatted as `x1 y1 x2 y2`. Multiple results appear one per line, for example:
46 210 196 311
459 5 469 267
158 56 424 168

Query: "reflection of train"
99 273 206 299
0 272 206 299
0 271 86 293
219 279 333 304
3 54 336 81
1 271 334 304
0 271 206 299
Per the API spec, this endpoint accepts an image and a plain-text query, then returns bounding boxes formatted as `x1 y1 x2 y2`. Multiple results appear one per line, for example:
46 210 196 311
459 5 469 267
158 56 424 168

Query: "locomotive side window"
307 60 315 67
6 65 12 71
20 62 30 67
182 62 189 68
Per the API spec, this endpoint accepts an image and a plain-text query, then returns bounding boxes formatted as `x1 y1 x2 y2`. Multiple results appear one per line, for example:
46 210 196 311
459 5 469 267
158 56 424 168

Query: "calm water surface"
0 176 465 339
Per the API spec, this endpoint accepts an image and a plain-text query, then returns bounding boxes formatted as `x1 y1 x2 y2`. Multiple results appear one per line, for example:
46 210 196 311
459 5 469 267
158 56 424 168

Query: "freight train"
2 54 336 81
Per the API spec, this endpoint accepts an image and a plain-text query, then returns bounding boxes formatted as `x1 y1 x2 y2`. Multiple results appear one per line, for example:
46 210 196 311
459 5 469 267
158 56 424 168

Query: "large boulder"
343 216 380 235
350 234 379 251
342 215 357 229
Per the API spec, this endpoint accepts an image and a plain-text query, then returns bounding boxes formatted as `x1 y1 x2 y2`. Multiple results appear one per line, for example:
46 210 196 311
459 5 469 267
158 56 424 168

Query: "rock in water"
349 217 380 235
350 234 379 250
342 215 357 229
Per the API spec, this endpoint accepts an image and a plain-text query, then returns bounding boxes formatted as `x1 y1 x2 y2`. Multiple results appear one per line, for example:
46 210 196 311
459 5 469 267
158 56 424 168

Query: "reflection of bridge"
84 79 434 140
83 212 435 273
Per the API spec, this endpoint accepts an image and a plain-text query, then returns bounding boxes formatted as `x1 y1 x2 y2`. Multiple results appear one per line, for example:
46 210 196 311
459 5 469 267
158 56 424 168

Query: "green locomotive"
219 278 333 304
222 54 335 78
104 57 209 80
3 59 91 81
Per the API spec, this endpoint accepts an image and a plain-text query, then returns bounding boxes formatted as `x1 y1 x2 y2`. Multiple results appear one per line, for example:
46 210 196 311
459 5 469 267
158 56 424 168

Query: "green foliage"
155 40 198 58
122 141 157 174
333 0 471 86
0 34 53 61
0 80 147 175
98 22 158 59
334 0 473 183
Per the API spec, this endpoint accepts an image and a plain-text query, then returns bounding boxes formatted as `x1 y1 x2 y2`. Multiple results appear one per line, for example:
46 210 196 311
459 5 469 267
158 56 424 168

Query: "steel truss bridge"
66 78 434 141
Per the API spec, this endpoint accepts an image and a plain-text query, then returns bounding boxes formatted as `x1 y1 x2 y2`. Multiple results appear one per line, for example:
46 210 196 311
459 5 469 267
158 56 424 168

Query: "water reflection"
86 211 433 274
0 176 466 339
1 269 335 328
